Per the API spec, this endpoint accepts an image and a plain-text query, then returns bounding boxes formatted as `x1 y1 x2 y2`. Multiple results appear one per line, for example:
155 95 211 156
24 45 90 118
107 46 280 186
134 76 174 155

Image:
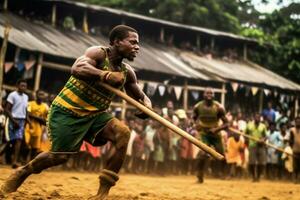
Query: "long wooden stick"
229 127 292 156
99 82 224 160
0 24 11 105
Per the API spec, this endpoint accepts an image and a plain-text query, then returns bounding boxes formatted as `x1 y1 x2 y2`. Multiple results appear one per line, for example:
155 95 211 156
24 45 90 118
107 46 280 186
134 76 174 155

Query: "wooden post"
210 37 215 50
295 96 299 117
0 25 11 104
14 47 21 64
121 99 127 120
160 27 165 43
183 80 188 110
258 89 263 113
3 0 8 11
83 10 89 33
52 4 57 27
196 35 200 50
34 53 43 92
243 43 247 60
221 83 226 106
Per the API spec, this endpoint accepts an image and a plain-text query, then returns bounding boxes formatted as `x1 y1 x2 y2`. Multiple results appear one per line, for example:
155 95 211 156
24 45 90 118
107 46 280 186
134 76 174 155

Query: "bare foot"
0 167 29 194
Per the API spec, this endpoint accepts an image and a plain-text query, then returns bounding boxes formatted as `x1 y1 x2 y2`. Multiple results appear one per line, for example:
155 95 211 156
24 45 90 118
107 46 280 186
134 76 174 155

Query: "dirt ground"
0 166 299 200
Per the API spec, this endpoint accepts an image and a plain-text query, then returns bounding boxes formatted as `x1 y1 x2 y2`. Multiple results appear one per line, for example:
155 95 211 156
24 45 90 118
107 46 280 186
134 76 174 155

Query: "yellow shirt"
25 101 48 137
226 137 244 164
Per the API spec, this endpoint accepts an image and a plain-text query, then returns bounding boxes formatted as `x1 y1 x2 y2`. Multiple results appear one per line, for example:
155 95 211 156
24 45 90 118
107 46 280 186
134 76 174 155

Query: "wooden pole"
295 96 299 117
183 80 188 110
196 35 200 50
259 89 264 113
34 53 43 92
221 83 226 106
52 4 57 27
160 27 165 43
3 0 8 11
99 82 224 160
83 10 89 33
210 37 215 50
0 24 11 105
243 43 247 60
229 128 292 156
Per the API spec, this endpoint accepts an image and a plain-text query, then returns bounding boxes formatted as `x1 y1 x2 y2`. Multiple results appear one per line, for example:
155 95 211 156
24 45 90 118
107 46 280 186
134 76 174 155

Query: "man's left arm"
124 64 152 119
210 105 229 134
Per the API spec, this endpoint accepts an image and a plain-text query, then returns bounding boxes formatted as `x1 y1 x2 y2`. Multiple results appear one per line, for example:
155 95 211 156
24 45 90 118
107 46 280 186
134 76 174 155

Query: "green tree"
242 4 300 84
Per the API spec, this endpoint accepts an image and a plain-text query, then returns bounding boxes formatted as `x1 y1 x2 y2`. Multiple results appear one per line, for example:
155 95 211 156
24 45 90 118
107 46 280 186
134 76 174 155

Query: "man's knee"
110 119 130 149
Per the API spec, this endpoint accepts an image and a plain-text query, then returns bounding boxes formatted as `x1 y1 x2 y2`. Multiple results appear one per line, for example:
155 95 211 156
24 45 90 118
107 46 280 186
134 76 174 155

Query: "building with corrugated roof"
0 0 299 116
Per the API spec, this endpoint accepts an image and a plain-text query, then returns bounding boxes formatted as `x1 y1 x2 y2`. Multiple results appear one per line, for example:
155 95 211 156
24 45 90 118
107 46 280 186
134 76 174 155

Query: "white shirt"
6 91 28 119
144 125 156 151
126 130 137 156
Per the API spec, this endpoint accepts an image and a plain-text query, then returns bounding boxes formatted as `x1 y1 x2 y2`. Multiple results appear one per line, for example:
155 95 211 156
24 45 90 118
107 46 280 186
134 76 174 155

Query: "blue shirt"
262 108 276 122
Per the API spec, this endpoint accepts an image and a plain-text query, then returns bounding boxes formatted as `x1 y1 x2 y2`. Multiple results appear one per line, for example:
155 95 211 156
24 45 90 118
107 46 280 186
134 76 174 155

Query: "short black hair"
16 79 27 85
109 25 137 45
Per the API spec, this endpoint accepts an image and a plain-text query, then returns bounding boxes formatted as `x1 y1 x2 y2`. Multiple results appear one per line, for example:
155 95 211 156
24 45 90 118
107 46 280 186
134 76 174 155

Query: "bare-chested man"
290 116 300 183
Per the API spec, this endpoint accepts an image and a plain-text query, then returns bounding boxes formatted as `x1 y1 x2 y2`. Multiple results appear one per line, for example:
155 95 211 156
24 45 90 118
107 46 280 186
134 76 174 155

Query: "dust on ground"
0 167 299 200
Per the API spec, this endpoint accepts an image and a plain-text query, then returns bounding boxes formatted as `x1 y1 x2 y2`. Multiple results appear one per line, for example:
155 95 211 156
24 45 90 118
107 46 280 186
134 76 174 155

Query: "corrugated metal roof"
45 0 256 43
180 52 300 91
1 13 299 91
0 12 219 81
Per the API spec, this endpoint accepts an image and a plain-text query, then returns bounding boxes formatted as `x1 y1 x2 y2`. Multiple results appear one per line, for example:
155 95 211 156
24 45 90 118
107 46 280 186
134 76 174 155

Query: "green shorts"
47 105 113 153
199 131 224 155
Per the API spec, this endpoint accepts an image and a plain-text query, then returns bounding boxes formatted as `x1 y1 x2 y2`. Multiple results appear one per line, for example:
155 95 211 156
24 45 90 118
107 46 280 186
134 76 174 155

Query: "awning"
180 52 300 91
0 12 220 82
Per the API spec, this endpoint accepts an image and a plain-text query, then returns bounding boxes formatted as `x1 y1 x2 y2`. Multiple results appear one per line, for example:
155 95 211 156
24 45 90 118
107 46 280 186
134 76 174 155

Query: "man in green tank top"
1 25 152 200
193 87 228 183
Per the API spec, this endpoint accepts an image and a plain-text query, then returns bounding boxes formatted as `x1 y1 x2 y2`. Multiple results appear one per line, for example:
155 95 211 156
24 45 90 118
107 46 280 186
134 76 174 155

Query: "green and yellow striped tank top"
52 47 127 117
195 100 220 128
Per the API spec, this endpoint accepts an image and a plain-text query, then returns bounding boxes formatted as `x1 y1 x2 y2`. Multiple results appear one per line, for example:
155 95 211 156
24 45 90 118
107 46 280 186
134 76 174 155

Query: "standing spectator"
153 126 168 176
124 119 137 172
5 79 29 168
0 106 6 163
143 119 156 173
236 111 247 132
276 110 289 130
162 101 179 126
176 109 193 175
132 122 145 173
24 90 48 160
169 131 179 174
262 102 276 123
246 113 267 182
226 132 244 178
282 139 293 180
266 122 283 180
290 116 300 183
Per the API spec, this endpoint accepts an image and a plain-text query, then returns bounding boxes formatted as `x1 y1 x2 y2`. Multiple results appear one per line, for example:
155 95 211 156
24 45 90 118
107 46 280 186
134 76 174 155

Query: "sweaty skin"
0 29 152 200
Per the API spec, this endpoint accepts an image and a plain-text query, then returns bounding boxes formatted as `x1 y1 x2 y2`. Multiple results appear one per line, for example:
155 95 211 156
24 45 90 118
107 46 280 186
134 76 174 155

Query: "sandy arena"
0 167 299 200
